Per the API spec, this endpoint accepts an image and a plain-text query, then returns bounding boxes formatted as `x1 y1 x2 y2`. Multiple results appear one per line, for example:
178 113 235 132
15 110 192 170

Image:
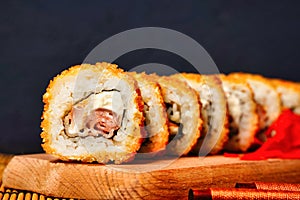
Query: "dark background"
0 0 299 154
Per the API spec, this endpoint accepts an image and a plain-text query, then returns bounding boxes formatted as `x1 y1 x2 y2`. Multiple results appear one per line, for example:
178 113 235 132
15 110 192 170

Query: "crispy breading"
128 72 169 155
149 74 203 155
220 75 259 152
173 73 229 154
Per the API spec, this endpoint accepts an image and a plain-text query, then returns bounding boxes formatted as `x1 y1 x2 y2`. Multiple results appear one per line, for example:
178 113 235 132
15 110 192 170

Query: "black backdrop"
0 0 299 154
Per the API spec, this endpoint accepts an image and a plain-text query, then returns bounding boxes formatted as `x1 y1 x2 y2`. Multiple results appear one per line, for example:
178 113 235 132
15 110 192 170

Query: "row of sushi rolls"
41 62 300 164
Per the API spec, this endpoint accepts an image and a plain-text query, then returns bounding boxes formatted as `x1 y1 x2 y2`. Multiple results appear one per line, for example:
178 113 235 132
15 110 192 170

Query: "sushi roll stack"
41 62 300 164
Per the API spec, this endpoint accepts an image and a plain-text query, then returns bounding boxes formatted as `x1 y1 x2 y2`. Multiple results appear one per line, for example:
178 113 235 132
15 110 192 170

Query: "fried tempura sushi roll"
220 75 259 152
229 73 281 133
41 62 144 164
172 73 228 155
127 72 169 155
148 74 202 156
270 78 300 114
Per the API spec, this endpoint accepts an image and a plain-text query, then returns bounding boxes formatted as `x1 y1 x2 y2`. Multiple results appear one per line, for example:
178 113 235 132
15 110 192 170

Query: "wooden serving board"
2 154 300 199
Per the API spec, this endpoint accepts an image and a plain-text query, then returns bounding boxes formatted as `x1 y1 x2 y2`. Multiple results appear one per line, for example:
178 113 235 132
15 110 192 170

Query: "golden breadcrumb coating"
172 73 229 155
229 72 281 130
270 78 300 114
149 74 203 156
127 72 169 155
220 74 259 152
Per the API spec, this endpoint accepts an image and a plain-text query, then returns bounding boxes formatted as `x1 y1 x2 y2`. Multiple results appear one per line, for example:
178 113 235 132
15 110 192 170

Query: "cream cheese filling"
166 102 181 135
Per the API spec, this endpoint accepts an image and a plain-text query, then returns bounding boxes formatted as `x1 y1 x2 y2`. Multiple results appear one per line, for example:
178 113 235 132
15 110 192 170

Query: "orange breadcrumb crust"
177 73 229 154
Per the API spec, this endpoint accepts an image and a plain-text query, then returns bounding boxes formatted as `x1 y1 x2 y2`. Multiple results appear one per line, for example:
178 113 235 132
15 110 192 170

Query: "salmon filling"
63 91 124 139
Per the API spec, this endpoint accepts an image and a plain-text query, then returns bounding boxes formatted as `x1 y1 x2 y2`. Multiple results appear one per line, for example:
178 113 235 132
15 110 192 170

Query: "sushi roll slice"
41 62 145 164
229 73 282 134
270 78 300 115
172 73 229 155
220 75 259 152
127 72 169 155
148 74 203 156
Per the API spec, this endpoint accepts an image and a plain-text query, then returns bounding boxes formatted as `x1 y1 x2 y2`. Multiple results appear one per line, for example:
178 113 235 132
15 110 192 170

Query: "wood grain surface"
2 154 300 199
0 154 13 184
